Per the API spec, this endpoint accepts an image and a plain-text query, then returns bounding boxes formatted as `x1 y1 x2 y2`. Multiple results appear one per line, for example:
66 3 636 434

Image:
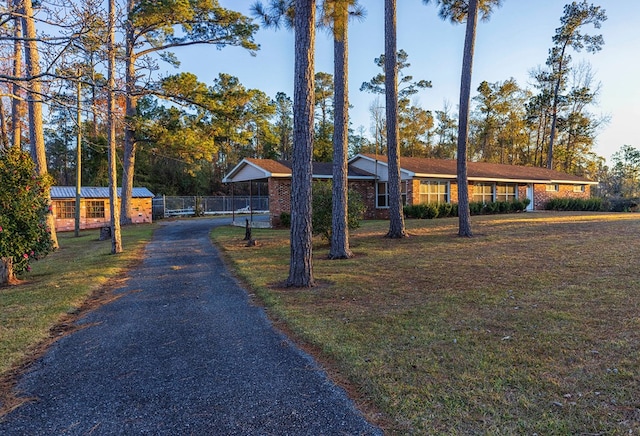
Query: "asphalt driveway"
0 218 381 435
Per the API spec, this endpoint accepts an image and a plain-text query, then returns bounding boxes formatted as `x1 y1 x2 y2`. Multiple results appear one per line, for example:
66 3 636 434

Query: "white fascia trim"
467 177 594 185
401 169 416 178
348 175 377 180
467 177 544 184
348 153 374 164
222 159 275 183
313 175 378 180
411 174 595 185
549 179 599 185
414 173 457 179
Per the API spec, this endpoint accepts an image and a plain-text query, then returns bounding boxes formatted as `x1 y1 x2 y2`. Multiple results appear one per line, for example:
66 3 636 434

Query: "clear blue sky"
177 0 639 164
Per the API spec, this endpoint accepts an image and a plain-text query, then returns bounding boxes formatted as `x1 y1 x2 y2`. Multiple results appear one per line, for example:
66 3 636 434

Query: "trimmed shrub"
279 212 291 228
403 204 414 218
497 201 510 213
469 201 484 215
545 197 604 212
405 198 528 220
511 199 524 212
423 203 439 219
438 202 454 218
467 199 530 215
450 203 458 217
404 203 442 219
484 201 499 214
312 182 366 240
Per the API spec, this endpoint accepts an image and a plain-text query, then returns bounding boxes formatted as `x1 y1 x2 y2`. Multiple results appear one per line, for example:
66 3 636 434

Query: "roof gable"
222 158 291 183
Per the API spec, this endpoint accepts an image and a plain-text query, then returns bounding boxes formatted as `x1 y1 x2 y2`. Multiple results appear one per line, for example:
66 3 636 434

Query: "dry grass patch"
213 212 640 434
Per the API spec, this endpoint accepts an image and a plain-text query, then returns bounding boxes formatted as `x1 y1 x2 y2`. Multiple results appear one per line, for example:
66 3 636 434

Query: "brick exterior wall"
531 183 591 210
349 180 390 219
268 178 291 226
267 177 592 224
408 180 418 204
451 182 460 206
268 178 389 225
52 198 152 232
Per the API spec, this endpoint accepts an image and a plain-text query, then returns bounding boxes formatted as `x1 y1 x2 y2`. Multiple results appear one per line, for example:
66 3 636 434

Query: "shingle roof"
224 158 375 182
360 154 595 184
51 186 154 199
244 158 291 175
273 161 374 178
225 155 595 185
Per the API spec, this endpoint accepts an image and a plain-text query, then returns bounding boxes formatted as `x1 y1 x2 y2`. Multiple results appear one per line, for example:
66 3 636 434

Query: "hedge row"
544 198 604 211
403 202 457 219
404 198 530 219
545 197 639 212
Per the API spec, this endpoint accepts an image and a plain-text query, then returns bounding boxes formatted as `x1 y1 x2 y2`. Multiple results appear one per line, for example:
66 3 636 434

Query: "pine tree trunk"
21 0 58 249
547 45 566 170
1 257 16 286
456 0 479 238
0 102 8 149
120 0 136 226
330 2 352 259
107 0 122 253
286 0 315 287
385 0 406 239
12 0 23 150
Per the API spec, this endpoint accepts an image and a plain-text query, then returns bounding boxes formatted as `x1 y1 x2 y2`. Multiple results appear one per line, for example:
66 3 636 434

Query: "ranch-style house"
223 153 597 227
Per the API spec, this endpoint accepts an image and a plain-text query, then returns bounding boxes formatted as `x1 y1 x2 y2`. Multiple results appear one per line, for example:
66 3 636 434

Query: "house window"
86 200 105 218
55 200 75 219
496 184 517 202
376 181 407 208
419 180 449 204
573 185 585 193
473 183 494 203
546 184 559 192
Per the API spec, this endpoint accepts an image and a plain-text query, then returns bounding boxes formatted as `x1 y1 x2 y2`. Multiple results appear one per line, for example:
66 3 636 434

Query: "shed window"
419 181 449 204
86 200 105 218
376 182 407 208
55 200 75 219
546 184 559 192
573 185 585 193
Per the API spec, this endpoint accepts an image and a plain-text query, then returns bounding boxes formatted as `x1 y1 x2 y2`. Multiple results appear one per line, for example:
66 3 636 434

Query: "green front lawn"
212 212 640 434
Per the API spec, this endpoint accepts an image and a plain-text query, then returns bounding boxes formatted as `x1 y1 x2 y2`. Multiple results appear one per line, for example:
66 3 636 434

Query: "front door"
526 184 534 211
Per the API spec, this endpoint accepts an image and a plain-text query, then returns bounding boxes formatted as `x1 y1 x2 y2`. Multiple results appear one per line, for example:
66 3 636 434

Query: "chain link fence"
152 196 269 220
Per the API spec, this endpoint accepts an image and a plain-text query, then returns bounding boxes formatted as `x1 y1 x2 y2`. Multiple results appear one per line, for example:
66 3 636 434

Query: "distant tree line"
39 61 614 198
0 0 614 199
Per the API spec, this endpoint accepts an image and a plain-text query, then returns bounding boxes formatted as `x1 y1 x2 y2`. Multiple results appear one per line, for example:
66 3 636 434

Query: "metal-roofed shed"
50 186 154 231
